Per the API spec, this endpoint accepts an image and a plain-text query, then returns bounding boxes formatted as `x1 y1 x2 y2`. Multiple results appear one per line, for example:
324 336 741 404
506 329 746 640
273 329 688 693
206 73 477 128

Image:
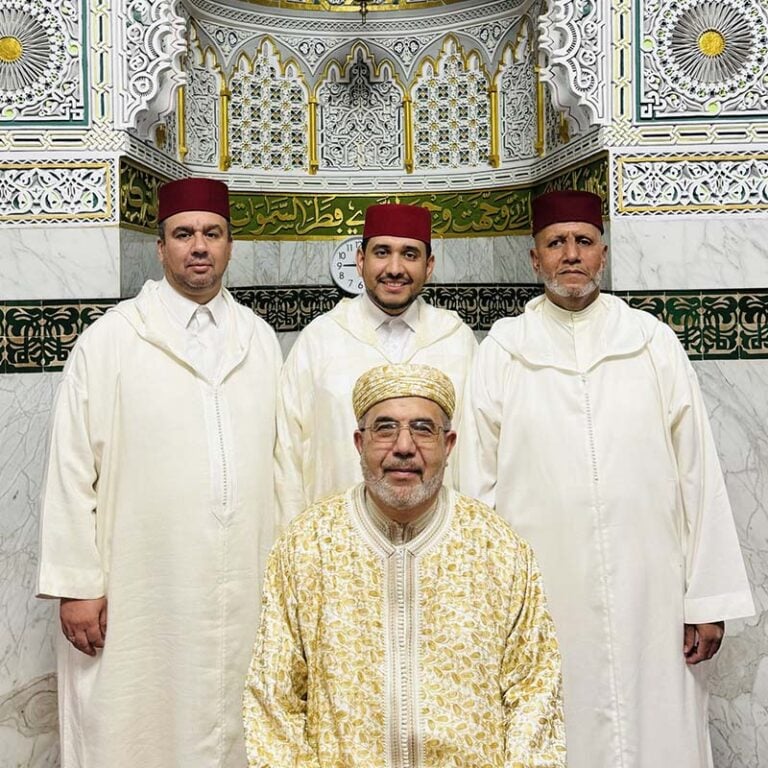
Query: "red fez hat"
531 190 603 235
158 177 230 222
363 203 431 244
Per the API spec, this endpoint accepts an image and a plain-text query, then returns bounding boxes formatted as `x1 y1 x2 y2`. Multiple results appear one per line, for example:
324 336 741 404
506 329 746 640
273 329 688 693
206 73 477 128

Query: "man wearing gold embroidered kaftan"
459 191 754 768
244 364 565 768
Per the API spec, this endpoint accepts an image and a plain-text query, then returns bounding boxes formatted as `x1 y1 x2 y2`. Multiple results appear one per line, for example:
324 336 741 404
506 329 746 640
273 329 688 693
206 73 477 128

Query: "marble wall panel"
610 217 768 292
0 227 120 301
226 240 281 287
492 234 537 283
279 240 334 285
696 360 768 768
0 372 60 767
119 228 161 298
435 237 496 283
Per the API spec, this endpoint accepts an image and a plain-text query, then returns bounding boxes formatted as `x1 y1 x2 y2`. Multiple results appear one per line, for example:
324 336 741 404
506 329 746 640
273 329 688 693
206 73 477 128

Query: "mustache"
383 461 422 474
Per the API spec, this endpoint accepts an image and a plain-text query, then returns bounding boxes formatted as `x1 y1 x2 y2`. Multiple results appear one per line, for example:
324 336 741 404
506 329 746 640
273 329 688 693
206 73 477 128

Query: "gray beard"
360 461 444 512
544 266 604 300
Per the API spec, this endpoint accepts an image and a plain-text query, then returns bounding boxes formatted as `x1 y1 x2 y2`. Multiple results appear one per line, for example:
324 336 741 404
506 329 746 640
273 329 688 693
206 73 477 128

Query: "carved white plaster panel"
462 14 519 59
112 0 187 137
637 0 768 120
0 158 117 224
615 153 768 215
0 0 86 125
413 39 491 169
498 44 536 160
229 40 308 171
538 0 609 131
276 34 346 75
196 20 250 63
317 46 403 171
186 65 218 165
160 108 178 158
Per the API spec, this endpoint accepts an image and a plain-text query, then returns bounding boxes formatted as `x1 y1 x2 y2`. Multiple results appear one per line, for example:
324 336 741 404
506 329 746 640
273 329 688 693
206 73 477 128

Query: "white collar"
361 290 421 333
158 277 226 329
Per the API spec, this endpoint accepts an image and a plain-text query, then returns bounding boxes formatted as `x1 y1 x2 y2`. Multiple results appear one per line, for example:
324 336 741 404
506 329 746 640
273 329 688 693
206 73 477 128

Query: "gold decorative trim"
535 66 545 156
489 84 500 167
403 94 414 173
308 96 319 175
219 84 231 171
177 86 188 161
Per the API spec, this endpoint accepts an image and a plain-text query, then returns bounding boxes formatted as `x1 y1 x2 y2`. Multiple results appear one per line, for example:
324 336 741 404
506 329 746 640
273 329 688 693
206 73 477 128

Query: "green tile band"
119 156 609 237
1 286 767 373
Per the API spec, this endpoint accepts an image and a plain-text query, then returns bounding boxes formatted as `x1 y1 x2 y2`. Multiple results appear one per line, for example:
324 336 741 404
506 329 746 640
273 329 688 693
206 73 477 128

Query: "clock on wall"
329 237 364 295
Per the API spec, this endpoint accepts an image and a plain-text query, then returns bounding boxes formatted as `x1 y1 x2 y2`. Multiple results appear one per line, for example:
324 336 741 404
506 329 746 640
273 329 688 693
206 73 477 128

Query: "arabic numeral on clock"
339 271 345 280
336 261 343 269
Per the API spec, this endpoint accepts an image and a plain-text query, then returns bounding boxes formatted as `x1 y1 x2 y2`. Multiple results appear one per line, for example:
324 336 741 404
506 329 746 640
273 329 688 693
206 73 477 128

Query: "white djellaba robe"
459 293 754 768
37 280 282 768
275 293 477 525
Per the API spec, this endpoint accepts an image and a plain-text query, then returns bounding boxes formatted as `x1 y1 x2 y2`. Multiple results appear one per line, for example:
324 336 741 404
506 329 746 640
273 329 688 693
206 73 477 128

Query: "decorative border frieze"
0 159 117 224
614 153 768 215
613 290 768 360
2 285 766 372
120 153 608 234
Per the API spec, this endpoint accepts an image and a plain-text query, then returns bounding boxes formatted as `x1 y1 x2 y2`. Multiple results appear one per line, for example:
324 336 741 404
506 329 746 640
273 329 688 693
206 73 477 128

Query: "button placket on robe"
188 306 216 379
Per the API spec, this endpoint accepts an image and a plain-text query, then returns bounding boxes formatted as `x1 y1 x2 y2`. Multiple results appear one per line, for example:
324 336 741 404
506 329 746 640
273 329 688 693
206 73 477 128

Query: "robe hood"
330 294 466 355
488 293 662 373
109 280 256 379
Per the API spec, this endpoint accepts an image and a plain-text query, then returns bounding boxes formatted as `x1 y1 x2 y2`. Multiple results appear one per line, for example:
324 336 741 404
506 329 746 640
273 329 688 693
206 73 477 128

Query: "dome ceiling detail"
231 0 466 11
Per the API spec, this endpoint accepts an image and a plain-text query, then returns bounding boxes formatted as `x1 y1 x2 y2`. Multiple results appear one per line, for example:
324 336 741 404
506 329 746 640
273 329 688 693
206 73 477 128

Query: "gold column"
403 95 414 173
177 86 188 161
308 96 319 175
489 85 500 167
219 82 231 171
534 66 546 157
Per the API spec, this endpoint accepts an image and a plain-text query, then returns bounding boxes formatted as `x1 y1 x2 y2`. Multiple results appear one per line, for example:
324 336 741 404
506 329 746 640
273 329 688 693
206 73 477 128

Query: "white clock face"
330 236 365 295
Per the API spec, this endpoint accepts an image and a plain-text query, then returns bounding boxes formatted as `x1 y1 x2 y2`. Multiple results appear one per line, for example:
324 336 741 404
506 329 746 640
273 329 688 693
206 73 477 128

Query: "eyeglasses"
359 420 446 445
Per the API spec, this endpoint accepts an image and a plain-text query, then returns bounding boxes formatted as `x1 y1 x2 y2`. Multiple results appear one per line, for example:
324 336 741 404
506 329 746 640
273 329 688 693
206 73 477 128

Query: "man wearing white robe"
275 203 477 525
459 190 754 768
245 364 566 768
37 177 282 768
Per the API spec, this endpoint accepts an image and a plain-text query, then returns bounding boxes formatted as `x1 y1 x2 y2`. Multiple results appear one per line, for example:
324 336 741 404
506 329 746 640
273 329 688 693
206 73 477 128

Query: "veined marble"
0 373 61 767
610 217 768 291
436 237 496 283
492 234 537 283
695 360 768 768
226 240 280 287
279 239 333 285
119 227 161 298
0 227 120 300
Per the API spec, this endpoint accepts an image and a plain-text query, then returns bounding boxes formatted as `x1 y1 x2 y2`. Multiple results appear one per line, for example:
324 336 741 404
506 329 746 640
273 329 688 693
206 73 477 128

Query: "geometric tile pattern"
2 287 767 373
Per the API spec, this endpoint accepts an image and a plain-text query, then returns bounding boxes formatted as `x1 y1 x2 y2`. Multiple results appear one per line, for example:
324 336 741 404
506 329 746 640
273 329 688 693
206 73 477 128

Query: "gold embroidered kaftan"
243 485 565 768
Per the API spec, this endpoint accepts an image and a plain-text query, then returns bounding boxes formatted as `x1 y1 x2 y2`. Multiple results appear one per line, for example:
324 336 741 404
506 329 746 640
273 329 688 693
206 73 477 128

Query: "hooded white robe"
459 293 753 768
275 294 477 526
37 280 282 768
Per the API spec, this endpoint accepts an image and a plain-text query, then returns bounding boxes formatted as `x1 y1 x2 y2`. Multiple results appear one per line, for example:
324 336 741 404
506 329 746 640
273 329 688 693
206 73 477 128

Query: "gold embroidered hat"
352 363 456 420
